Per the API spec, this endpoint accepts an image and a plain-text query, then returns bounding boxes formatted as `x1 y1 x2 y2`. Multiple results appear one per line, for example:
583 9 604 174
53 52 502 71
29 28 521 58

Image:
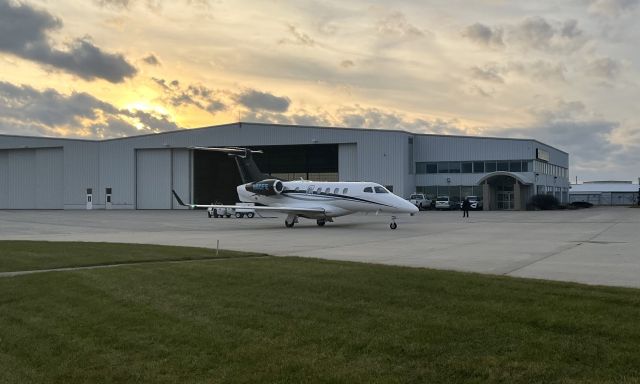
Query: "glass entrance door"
496 191 514 210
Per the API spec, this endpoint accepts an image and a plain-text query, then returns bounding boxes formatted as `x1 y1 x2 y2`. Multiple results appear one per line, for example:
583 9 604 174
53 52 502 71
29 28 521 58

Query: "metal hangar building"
0 122 569 210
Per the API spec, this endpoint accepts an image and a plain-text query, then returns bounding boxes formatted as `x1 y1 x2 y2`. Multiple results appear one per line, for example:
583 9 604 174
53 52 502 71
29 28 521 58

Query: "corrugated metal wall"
172 149 190 209
136 149 172 209
338 143 357 181
0 148 63 209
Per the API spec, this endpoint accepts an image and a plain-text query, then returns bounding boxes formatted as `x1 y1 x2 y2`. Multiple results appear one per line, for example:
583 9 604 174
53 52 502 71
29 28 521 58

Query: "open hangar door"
192 144 338 205
0 147 63 209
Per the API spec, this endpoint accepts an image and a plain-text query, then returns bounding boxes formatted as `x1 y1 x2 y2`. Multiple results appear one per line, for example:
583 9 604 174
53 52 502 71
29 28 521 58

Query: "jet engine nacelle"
245 179 284 196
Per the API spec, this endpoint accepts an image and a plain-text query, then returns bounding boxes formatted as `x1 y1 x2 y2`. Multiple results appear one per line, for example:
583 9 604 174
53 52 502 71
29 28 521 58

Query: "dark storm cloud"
236 90 290 112
0 81 178 138
462 23 504 47
0 0 137 82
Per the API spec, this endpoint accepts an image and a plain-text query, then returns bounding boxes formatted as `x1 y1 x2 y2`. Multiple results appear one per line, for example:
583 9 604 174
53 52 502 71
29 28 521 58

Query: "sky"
0 0 639 182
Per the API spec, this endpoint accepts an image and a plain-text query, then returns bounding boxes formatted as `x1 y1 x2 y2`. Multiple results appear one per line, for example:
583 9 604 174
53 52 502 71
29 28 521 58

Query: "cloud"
509 17 587 53
585 57 621 79
241 104 466 136
151 77 227 113
235 90 291 112
0 0 137 82
142 54 161 66
340 60 355 68
375 11 423 38
0 81 178 138
464 17 586 53
470 64 504 83
278 25 316 46
588 0 640 17
462 23 504 48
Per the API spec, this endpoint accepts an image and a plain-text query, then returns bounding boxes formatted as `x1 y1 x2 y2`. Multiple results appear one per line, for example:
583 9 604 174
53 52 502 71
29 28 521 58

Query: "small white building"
570 181 639 206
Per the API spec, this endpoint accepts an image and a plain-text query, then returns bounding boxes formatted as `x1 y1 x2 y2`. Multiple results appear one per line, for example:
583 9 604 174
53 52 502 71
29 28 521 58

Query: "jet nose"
398 198 419 214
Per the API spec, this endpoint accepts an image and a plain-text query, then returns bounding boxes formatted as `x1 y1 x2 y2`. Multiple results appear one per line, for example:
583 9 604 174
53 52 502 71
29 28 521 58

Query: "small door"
86 188 93 210
105 187 113 210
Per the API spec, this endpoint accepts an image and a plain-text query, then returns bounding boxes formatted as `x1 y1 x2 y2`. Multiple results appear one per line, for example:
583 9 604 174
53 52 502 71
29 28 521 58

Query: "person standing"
462 197 470 218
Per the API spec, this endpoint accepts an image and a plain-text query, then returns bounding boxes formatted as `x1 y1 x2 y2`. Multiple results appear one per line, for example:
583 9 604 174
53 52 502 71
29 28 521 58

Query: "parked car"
435 195 458 210
464 195 483 210
408 193 431 210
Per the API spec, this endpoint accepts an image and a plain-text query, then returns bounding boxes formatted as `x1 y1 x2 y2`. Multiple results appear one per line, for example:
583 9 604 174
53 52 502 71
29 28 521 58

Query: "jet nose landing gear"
390 216 398 230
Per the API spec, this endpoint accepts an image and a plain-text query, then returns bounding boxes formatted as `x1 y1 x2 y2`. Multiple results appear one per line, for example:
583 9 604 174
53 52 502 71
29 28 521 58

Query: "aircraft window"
374 186 389 193
363 187 373 193
307 186 314 194
343 188 349 194
334 188 339 194
295 187 300 191
325 187 331 194
316 187 322 194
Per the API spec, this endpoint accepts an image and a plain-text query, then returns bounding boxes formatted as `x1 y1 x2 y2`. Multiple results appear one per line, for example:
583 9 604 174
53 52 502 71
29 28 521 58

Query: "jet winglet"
172 190 188 207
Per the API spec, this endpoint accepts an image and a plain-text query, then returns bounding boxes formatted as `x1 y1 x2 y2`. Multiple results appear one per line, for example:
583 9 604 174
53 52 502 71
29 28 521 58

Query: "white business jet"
172 147 418 229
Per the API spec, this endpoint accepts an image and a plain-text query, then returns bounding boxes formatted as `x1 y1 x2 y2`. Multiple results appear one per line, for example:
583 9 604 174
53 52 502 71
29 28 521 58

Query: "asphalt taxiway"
1 207 638 288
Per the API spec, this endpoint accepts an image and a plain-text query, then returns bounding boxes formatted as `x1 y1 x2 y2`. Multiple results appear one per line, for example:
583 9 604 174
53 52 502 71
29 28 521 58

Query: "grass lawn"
0 241 259 272
1 242 640 383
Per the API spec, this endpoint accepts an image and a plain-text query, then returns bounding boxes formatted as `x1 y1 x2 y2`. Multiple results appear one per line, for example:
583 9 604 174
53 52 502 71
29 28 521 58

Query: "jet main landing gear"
285 214 298 228
316 219 326 227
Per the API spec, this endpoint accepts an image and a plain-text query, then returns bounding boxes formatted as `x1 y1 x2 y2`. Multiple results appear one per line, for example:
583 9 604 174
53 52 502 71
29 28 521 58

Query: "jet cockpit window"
374 186 389 193
363 186 373 193
343 188 349 194
334 188 339 194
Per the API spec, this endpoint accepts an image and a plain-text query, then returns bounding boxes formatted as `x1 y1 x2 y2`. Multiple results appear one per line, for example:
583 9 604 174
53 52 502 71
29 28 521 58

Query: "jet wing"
172 190 325 215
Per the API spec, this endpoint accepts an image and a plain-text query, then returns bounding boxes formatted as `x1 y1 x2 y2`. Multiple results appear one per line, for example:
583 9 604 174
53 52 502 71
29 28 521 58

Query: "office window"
497 161 509 171
509 161 522 172
449 162 461 173
416 162 426 174
522 161 530 172
437 162 449 173
473 162 485 173
461 162 473 173
485 161 497 172
426 162 437 174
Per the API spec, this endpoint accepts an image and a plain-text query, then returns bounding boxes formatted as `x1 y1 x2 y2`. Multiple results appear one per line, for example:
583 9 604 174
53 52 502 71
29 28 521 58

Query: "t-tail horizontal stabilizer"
188 146 271 183
172 190 189 207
